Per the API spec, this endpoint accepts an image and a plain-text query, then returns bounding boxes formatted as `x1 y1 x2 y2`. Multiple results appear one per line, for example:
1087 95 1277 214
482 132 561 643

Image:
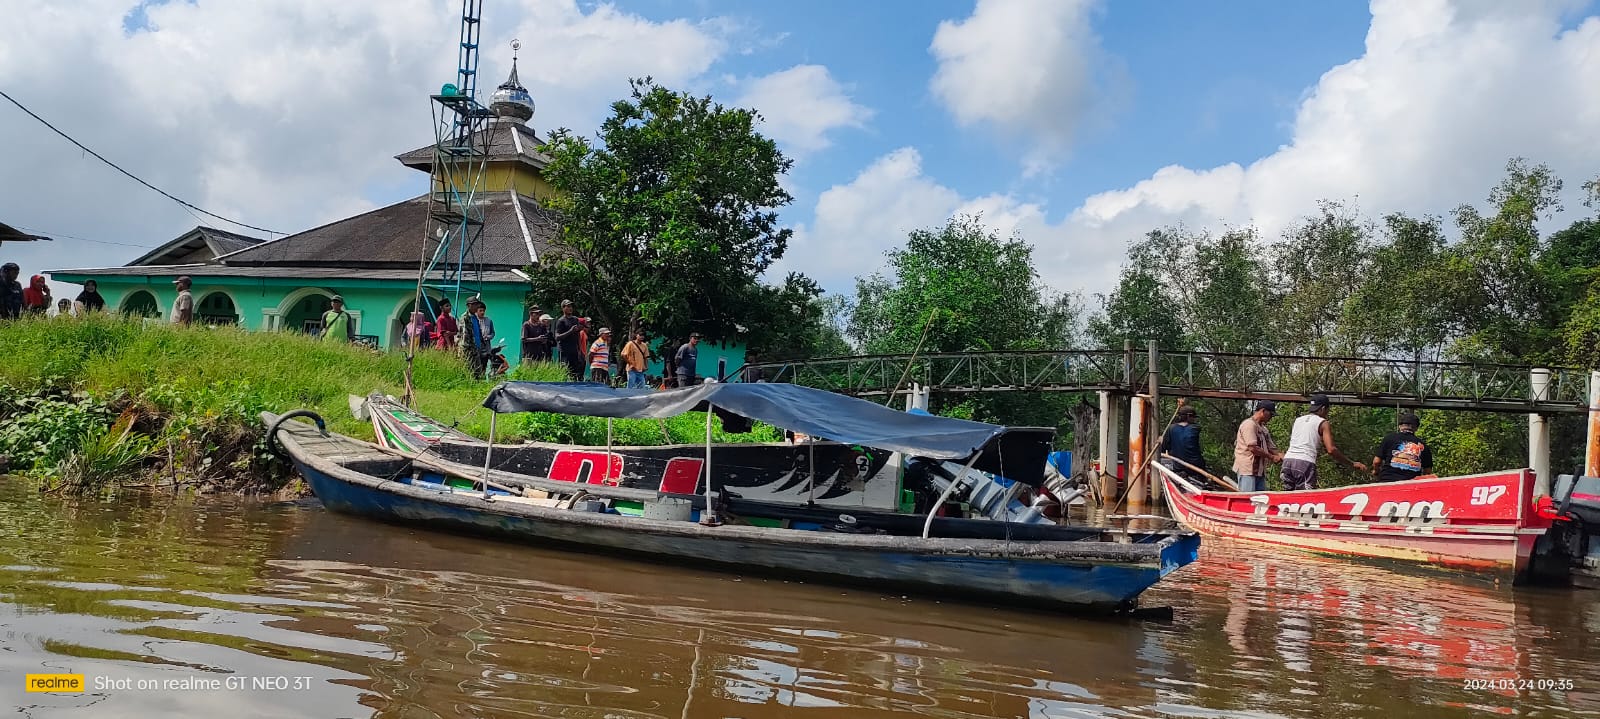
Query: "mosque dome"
490 41 534 124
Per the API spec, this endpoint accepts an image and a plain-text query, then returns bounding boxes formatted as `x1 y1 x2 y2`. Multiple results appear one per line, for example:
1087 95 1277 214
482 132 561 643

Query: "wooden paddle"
1161 452 1239 491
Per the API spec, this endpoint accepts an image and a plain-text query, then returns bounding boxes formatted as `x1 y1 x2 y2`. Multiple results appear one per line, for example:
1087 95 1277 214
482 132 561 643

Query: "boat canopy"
483 381 1055 485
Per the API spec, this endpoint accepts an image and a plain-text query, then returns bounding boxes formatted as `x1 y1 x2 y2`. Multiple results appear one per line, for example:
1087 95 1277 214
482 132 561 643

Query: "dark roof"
126 226 264 266
0 221 51 243
48 263 528 285
395 119 551 173
217 191 555 270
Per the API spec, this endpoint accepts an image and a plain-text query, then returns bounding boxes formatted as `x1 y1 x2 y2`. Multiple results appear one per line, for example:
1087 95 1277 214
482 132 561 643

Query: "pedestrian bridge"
740 349 1596 414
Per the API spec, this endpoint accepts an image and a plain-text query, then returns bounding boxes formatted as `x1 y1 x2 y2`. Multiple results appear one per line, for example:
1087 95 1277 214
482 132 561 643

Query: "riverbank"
0 315 776 494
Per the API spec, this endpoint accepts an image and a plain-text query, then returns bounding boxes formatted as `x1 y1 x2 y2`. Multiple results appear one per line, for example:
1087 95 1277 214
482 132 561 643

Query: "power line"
12 225 159 249
0 88 285 236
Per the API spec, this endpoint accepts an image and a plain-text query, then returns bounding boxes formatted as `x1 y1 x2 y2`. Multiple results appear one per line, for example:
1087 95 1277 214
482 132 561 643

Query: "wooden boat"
268 382 1200 611
1157 462 1552 581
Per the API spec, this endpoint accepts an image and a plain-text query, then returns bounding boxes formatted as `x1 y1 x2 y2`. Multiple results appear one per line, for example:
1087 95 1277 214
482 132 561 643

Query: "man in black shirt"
0 263 23 320
1371 412 1433 483
1160 405 1207 482
552 300 585 380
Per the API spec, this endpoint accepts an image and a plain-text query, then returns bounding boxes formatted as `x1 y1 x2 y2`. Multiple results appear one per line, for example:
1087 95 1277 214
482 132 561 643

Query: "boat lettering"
1275 502 1330 519
1470 485 1507 506
548 450 624 486
1250 494 1271 516
1339 492 1369 520
1376 500 1446 524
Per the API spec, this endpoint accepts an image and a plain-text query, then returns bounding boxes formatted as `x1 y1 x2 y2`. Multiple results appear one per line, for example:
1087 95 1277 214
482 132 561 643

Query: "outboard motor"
1534 473 1600 586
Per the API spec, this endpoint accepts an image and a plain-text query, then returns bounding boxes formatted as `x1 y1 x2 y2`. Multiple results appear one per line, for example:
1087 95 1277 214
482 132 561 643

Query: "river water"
2 479 1598 719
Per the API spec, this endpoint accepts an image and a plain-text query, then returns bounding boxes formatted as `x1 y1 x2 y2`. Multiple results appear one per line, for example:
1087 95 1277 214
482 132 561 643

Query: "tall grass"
0 314 774 492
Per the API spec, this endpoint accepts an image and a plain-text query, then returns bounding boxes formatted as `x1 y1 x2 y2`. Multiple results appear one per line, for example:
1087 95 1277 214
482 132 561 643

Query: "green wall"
49 274 531 361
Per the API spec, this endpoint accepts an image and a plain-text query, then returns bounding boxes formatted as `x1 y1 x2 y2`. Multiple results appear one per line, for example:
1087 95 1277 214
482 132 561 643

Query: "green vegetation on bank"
0 314 777 494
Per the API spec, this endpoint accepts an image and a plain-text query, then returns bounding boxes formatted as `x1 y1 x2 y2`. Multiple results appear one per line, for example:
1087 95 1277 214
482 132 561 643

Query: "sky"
3 0 1600 306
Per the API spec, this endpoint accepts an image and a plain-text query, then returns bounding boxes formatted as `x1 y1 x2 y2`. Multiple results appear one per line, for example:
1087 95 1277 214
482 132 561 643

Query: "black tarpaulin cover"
482 381 1054 483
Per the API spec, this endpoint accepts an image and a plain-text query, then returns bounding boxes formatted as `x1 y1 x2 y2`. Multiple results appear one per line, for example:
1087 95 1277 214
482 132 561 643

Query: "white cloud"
794 0 1600 305
928 0 1112 173
735 64 872 156
1062 0 1600 283
0 0 729 294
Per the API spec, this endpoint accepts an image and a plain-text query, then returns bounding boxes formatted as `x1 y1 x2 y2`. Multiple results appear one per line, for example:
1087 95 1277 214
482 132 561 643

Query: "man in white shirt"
1280 394 1366 491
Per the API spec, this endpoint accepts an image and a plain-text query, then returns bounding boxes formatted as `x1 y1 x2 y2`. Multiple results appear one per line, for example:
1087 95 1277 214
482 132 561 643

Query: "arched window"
197 292 239 326
119 290 160 318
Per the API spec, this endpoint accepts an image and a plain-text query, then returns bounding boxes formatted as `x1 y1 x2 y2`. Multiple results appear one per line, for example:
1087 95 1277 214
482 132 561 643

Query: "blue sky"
5 0 1600 302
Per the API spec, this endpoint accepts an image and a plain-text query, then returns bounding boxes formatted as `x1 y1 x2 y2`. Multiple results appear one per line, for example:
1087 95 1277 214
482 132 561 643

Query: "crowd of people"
402 296 710 387
1 263 106 319
1161 393 1433 491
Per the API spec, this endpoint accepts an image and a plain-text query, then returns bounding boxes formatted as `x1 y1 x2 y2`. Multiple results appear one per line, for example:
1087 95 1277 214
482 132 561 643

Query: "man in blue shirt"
1161 405 1208 483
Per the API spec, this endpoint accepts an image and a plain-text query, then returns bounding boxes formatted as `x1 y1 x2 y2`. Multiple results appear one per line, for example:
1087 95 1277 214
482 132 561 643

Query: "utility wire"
0 88 285 236
12 225 159 249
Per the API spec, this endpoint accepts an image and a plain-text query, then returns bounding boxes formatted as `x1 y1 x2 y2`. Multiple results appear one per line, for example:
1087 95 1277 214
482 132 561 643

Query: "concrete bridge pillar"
1530 368 1552 497
1098 390 1118 500
1128 393 1150 509
1587 371 1600 478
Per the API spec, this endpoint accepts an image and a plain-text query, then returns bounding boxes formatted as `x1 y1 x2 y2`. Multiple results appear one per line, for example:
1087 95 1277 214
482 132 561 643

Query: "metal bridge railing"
746 350 1595 414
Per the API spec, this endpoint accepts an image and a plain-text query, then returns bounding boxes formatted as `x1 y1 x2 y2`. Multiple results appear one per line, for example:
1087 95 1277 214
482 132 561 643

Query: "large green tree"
533 78 796 346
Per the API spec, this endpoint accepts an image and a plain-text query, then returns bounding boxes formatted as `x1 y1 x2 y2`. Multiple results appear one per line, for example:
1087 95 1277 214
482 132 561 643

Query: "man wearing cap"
1371 412 1433 483
675 333 702 387
1161 405 1208 483
320 295 355 343
621 330 651 388
553 300 585 381
1281 394 1366 491
463 297 494 378
521 308 551 363
588 327 613 384
1232 401 1281 493
172 276 195 327
0 263 23 320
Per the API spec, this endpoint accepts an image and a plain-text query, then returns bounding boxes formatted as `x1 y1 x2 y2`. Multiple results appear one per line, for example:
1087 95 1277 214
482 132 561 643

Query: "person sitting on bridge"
1162 405 1208 482
1281 394 1366 491
1233 400 1281 493
1371 411 1433 483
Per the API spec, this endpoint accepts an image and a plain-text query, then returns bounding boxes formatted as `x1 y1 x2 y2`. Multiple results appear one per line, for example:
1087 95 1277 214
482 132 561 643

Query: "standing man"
521 308 551 363
588 327 613 384
463 297 494 378
172 276 194 326
1233 400 1281 493
553 300 585 381
321 295 355 343
1281 394 1366 491
621 330 650 389
433 299 458 351
674 333 701 387
0 263 23 320
1161 405 1207 481
1372 412 1433 483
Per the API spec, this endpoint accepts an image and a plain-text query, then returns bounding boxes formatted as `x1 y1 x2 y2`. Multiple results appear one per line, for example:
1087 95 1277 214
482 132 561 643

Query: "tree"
1087 266 1186 350
1189 228 1271 355
1342 212 1457 359
533 78 796 347
742 273 851 361
846 215 1078 354
1269 201 1373 355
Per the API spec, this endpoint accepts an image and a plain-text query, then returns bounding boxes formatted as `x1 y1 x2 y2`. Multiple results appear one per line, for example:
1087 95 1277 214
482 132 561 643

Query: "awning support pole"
700 404 721 526
481 411 498 500
921 453 983 539
606 418 614 483
806 442 817 506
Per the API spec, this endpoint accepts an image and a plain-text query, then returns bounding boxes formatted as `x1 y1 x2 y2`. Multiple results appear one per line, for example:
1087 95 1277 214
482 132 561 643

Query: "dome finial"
491 38 534 124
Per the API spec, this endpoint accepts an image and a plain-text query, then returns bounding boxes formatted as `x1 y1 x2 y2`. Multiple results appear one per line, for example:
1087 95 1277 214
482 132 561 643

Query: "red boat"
1157 464 1553 581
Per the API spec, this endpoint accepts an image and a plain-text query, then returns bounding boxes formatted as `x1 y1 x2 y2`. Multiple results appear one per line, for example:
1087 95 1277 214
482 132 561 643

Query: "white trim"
509 191 538 264
510 267 530 281
510 124 524 155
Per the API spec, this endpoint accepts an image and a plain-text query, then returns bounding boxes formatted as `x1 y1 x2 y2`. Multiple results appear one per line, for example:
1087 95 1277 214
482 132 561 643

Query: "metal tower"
405 0 493 404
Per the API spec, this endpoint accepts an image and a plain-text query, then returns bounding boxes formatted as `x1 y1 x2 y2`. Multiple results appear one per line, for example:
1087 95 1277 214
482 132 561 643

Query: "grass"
0 314 777 492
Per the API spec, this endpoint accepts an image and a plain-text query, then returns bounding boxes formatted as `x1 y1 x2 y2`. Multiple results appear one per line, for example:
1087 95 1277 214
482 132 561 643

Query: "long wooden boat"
1157 462 1551 581
268 384 1200 611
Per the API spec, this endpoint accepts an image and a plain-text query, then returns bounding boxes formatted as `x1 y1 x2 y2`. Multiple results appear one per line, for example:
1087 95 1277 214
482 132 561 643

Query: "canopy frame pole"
921 453 982 539
606 418 614 483
699 405 721 526
481 411 498 500
806 442 817 506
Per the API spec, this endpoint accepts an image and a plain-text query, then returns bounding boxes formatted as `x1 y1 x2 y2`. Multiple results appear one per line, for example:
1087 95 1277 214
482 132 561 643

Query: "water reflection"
1 479 1597 718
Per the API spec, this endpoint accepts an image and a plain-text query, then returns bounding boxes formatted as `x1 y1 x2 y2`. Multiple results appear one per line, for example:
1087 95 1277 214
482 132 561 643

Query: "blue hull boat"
266 402 1197 612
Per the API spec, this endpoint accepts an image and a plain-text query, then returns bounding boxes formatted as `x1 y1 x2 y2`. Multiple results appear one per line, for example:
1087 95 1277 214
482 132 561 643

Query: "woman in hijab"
74 280 105 313
21 275 50 314
404 310 434 350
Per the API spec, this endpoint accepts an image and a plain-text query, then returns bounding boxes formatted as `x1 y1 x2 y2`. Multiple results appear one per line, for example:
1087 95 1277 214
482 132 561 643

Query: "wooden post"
1530 368 1551 497
1587 371 1600 477
1128 393 1149 508
1147 341 1162 502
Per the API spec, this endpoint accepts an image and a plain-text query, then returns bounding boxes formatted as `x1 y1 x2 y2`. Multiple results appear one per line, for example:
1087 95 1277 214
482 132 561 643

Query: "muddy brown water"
2 478 1598 718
